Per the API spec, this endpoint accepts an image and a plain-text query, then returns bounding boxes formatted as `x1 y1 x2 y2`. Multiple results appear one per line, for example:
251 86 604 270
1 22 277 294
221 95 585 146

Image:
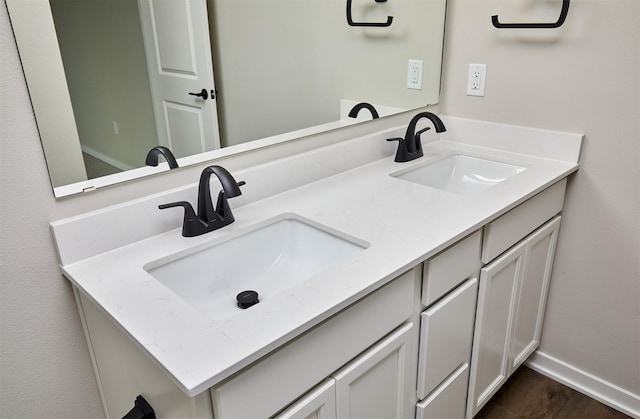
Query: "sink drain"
236 290 259 309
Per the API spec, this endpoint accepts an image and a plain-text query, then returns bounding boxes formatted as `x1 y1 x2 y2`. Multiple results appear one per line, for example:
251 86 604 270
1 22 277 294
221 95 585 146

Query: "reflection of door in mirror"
49 0 221 182
137 0 221 157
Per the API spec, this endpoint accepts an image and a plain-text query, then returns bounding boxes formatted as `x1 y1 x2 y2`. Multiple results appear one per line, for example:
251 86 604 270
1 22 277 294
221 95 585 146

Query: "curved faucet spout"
387 112 446 162
406 112 446 134
348 102 380 120
404 112 446 153
145 146 179 169
198 165 243 223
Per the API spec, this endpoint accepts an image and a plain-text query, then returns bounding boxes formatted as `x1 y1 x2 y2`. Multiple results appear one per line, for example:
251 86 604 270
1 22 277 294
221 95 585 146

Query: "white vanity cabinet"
77 266 419 419
211 267 421 419
415 230 481 419
466 180 565 418
51 118 581 419
73 178 568 419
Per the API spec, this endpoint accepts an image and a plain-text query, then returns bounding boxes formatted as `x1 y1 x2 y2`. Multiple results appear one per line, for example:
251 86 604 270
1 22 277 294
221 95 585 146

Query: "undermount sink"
144 215 368 319
391 154 526 195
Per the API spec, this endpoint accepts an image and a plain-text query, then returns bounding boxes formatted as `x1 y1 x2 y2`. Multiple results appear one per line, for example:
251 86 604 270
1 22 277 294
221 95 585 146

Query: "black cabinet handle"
122 396 155 419
188 88 209 100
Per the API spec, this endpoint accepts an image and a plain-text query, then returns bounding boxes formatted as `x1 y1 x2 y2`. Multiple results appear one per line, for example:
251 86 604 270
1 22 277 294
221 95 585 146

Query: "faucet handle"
214 180 245 223
414 127 431 154
159 201 195 212
159 201 205 237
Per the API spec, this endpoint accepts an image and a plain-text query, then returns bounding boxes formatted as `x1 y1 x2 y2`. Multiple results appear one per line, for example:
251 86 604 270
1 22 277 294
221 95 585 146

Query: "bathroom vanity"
51 116 582 418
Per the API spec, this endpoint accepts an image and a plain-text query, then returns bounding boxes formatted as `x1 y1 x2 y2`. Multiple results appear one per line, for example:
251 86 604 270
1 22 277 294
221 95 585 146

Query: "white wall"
439 0 640 409
1 0 638 417
0 4 103 416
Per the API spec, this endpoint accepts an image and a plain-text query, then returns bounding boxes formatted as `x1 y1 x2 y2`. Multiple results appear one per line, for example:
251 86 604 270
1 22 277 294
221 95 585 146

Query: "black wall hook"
347 0 393 27
492 0 570 28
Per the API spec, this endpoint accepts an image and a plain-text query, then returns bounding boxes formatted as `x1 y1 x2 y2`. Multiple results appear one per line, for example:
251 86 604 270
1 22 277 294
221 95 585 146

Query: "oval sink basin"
391 154 526 195
144 215 368 319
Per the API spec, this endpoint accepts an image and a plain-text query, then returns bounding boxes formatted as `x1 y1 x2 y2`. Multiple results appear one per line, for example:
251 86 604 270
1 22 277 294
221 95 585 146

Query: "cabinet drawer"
211 268 418 419
416 364 469 419
482 178 566 263
417 277 477 400
422 230 481 307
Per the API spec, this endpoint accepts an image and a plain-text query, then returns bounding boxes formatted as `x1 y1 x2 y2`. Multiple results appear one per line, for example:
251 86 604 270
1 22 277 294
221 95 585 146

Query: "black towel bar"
492 0 570 29
346 0 393 27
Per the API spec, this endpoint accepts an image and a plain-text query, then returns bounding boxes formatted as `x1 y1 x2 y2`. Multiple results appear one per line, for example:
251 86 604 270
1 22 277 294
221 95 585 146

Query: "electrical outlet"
467 64 487 97
407 59 423 90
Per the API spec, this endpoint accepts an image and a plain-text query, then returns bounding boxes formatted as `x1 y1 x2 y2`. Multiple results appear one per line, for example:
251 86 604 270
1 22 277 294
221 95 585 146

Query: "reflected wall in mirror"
7 0 447 197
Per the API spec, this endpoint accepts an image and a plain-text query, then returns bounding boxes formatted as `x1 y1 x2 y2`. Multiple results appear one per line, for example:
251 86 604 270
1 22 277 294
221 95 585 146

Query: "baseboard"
81 144 135 171
525 351 640 418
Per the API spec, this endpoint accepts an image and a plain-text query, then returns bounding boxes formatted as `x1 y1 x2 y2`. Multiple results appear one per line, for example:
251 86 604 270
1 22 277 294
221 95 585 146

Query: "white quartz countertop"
54 117 582 397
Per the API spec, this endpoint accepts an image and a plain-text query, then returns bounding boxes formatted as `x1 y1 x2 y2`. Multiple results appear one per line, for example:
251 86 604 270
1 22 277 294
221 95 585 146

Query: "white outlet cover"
407 59 423 90
467 64 487 97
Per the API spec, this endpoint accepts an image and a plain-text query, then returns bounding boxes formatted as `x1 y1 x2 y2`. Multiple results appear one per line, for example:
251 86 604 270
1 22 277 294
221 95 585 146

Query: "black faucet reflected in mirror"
348 102 380 120
159 165 245 237
387 112 446 162
145 146 179 169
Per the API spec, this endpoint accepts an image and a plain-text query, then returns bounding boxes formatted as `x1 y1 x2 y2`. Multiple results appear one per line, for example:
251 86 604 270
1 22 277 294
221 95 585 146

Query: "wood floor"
475 367 631 419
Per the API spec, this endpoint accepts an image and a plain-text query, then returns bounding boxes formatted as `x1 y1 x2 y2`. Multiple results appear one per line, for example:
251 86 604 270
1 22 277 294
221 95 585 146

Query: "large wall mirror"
7 0 446 198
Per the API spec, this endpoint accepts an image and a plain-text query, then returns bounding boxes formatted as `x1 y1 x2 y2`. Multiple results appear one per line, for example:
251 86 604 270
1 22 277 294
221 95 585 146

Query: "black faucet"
348 102 380 120
145 146 179 169
159 165 245 237
387 112 446 162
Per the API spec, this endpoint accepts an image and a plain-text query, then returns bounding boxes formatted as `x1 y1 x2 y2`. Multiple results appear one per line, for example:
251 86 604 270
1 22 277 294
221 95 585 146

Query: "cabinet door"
333 322 415 419
466 242 527 418
509 216 560 370
417 277 478 400
274 379 337 419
